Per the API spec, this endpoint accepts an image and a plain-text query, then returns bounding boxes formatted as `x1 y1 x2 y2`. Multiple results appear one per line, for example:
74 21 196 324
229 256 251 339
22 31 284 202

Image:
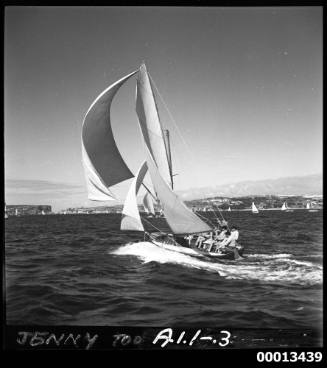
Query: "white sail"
82 144 115 201
281 202 287 211
121 161 148 231
143 192 155 215
135 65 211 234
251 202 259 213
228 207 231 212
136 64 172 187
82 70 138 200
306 202 310 209
144 145 212 234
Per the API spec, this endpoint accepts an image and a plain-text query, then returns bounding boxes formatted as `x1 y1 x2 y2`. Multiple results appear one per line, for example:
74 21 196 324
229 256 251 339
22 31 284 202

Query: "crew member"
224 226 242 259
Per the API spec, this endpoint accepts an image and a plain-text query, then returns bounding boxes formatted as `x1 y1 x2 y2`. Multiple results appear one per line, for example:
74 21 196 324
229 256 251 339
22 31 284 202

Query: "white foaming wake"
247 253 292 259
111 242 322 286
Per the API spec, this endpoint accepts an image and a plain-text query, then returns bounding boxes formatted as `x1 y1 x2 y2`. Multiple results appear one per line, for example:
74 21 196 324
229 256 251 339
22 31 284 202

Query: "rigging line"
213 203 225 221
142 183 157 201
148 72 194 159
195 211 216 228
211 203 227 227
148 71 208 206
209 202 221 222
213 204 230 231
141 216 166 234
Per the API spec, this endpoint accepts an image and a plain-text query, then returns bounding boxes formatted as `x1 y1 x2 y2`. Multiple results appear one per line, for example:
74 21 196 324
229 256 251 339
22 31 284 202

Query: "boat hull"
147 233 244 261
189 245 244 260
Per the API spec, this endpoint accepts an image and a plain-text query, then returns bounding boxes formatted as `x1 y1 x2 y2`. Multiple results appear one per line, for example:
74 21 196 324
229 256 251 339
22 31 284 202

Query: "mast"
163 129 173 189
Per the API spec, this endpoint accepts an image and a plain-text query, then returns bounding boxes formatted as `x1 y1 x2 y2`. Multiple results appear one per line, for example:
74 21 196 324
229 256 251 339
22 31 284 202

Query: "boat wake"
111 242 322 286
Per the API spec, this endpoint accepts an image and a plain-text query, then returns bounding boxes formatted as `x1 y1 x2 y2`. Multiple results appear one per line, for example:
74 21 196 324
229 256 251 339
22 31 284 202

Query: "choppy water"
5 211 322 329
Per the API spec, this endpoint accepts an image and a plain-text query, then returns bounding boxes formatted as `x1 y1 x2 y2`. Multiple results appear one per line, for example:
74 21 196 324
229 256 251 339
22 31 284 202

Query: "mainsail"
135 64 211 235
136 64 173 188
281 202 287 211
143 192 155 215
306 202 310 209
121 161 148 231
82 70 138 200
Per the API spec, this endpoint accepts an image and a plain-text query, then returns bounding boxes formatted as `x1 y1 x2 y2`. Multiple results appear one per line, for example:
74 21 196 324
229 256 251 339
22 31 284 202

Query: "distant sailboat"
307 201 318 212
281 201 293 212
251 202 259 214
81 63 243 261
227 207 231 212
4 203 8 219
15 208 19 216
41 210 45 215
143 192 156 217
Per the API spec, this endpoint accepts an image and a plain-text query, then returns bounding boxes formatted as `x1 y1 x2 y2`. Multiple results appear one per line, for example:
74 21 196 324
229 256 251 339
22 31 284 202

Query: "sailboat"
307 201 318 212
227 207 231 212
251 202 259 214
143 192 156 217
81 64 244 261
281 201 293 212
4 203 8 219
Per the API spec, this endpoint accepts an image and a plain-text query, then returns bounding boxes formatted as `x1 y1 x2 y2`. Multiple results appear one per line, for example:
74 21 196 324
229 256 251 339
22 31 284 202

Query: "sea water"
5 211 322 330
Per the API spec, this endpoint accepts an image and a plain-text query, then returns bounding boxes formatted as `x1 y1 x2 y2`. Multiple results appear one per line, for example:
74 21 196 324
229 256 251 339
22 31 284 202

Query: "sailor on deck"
196 233 208 248
203 232 215 251
225 226 239 248
223 226 243 259
216 226 228 241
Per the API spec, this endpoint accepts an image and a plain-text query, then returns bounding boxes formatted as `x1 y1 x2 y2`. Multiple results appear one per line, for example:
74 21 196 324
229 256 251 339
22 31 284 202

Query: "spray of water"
111 242 322 286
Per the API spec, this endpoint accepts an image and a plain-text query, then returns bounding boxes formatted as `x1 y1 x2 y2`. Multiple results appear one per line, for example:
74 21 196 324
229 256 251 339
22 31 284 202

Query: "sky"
5 6 322 211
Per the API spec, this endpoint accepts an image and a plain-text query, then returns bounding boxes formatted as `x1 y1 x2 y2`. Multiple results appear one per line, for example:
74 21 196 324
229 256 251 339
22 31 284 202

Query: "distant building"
6 205 52 216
